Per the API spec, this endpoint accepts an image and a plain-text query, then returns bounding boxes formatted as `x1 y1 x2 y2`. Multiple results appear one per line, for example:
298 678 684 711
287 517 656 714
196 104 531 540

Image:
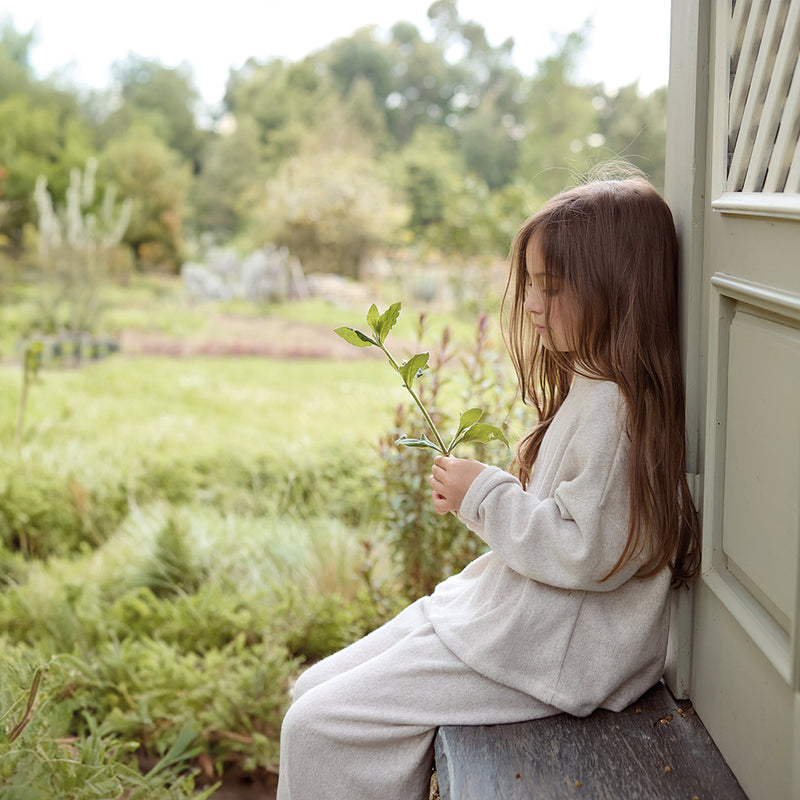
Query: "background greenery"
0 297 399 795
0 1 666 277
0 282 523 796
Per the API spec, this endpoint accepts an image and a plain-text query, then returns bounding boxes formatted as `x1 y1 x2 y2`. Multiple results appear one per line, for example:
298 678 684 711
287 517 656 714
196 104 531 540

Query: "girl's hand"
429 455 487 515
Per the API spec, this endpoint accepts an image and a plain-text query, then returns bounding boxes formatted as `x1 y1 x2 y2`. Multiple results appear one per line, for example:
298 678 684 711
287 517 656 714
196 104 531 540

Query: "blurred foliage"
0 1 667 275
258 149 407 278
98 125 191 271
102 56 208 169
0 334 403 790
26 159 132 334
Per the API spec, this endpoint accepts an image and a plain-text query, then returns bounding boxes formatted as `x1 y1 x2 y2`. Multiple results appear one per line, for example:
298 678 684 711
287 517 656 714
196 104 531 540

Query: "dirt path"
206 771 278 799
118 315 381 361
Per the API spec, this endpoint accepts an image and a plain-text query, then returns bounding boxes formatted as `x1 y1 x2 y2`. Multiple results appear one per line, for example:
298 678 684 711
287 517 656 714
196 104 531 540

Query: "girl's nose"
524 285 544 314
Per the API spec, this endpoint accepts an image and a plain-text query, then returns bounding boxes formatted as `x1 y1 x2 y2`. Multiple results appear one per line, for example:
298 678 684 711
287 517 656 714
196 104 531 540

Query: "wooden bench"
433 682 748 799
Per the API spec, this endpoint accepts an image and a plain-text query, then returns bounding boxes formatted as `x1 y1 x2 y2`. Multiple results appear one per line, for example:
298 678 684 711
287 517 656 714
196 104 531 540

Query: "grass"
0 335 408 791
0 270 516 793
2 355 400 472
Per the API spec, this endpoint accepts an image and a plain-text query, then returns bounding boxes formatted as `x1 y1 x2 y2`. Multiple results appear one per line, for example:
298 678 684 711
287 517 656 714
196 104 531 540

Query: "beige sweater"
429 375 672 716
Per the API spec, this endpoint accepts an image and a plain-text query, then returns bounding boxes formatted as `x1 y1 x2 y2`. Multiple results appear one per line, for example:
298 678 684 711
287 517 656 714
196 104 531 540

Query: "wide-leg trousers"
276 596 558 800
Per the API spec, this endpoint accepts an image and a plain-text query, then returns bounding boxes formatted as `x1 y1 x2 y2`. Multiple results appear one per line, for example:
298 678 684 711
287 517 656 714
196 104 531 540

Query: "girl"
276 174 701 800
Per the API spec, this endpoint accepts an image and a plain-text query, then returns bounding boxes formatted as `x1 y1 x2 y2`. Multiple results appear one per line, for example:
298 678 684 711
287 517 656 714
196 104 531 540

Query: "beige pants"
276 597 557 800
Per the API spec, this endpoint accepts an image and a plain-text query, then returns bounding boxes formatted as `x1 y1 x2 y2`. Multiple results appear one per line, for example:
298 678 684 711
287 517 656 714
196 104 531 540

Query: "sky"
2 0 672 108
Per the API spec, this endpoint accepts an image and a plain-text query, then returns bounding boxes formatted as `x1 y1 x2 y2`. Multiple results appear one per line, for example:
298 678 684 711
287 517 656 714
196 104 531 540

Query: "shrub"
105 584 276 654
0 654 216 799
277 587 392 664
52 636 295 773
0 501 396 783
133 516 207 597
0 467 128 560
378 313 519 598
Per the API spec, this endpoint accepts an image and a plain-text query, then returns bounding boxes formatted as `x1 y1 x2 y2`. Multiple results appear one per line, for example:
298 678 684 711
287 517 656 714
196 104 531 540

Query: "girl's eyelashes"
524 274 561 296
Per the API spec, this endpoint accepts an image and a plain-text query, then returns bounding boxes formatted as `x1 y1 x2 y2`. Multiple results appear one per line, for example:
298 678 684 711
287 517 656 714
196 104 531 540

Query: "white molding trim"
710 273 800 320
712 191 800 220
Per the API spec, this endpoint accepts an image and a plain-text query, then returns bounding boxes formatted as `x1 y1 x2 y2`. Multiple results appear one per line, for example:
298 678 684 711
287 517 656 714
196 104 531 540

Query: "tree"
383 22 453 145
389 126 463 237
595 84 668 191
224 57 327 170
387 126 508 256
0 18 34 100
100 126 191 272
190 115 266 239
518 29 599 199
459 92 522 189
257 149 407 278
101 56 207 170
0 94 93 246
324 25 395 102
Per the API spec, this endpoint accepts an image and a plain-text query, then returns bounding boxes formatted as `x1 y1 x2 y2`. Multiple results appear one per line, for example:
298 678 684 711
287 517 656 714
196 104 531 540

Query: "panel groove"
703 274 800 688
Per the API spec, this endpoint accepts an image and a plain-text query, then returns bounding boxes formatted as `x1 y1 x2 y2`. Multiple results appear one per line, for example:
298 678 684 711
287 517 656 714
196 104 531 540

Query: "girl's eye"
541 279 561 296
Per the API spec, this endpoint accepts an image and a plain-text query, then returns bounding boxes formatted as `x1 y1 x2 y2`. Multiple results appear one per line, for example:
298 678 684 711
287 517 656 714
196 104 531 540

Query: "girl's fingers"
431 490 449 515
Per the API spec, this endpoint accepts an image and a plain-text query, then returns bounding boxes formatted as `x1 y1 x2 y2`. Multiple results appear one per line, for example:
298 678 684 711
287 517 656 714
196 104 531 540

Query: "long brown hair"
502 175 700 585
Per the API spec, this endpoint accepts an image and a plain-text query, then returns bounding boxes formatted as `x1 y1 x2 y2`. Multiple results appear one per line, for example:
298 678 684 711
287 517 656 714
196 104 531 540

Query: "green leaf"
146 726 201 777
447 407 488 451
453 423 510 449
334 326 376 348
456 407 484 434
377 301 402 343
396 433 443 453
398 352 430 388
366 304 380 335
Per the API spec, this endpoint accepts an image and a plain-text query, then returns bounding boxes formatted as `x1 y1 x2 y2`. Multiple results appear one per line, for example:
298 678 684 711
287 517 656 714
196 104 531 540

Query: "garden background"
0 1 668 796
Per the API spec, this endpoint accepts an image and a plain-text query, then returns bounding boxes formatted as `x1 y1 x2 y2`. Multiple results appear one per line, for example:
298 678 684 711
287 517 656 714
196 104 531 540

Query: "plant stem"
379 343 449 455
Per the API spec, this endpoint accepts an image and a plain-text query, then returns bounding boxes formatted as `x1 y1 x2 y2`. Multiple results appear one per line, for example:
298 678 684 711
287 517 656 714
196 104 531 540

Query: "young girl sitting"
276 174 701 800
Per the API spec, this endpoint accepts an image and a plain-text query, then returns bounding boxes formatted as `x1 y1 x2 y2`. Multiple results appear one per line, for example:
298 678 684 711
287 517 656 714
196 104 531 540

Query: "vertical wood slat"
728 0 769 153
729 0 787 190
783 136 800 194
730 0 753 75
786 137 800 193
744 0 798 191
763 3 800 192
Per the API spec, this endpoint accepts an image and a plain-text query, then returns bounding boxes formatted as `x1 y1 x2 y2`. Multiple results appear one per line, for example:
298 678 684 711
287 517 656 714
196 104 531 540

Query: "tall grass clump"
0 653 218 799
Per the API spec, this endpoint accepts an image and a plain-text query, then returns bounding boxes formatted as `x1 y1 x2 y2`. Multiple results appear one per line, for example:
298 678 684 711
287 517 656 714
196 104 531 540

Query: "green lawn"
2 356 400 472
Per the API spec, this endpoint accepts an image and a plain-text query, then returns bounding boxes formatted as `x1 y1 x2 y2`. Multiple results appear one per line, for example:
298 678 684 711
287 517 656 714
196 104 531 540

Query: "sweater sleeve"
457 395 638 592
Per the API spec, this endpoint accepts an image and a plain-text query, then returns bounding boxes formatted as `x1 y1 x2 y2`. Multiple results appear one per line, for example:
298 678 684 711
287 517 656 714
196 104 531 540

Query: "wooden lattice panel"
728 0 800 192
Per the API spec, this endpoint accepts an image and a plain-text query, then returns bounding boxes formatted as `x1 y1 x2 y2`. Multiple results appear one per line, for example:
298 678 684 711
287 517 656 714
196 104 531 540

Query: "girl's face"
523 236 574 352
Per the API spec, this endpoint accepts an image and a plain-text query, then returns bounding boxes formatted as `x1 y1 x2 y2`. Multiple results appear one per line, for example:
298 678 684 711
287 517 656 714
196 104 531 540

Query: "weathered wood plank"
434 682 748 800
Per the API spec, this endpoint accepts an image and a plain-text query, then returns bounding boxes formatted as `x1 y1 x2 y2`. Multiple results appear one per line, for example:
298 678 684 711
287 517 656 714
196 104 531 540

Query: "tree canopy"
0 2 668 274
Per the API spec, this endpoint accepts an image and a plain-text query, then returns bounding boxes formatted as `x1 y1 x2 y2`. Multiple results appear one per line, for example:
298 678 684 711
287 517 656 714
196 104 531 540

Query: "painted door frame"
664 1 800 797
663 0 711 700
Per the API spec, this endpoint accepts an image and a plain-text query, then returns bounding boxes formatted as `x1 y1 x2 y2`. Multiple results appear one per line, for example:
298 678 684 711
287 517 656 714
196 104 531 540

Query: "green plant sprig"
335 302 509 456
